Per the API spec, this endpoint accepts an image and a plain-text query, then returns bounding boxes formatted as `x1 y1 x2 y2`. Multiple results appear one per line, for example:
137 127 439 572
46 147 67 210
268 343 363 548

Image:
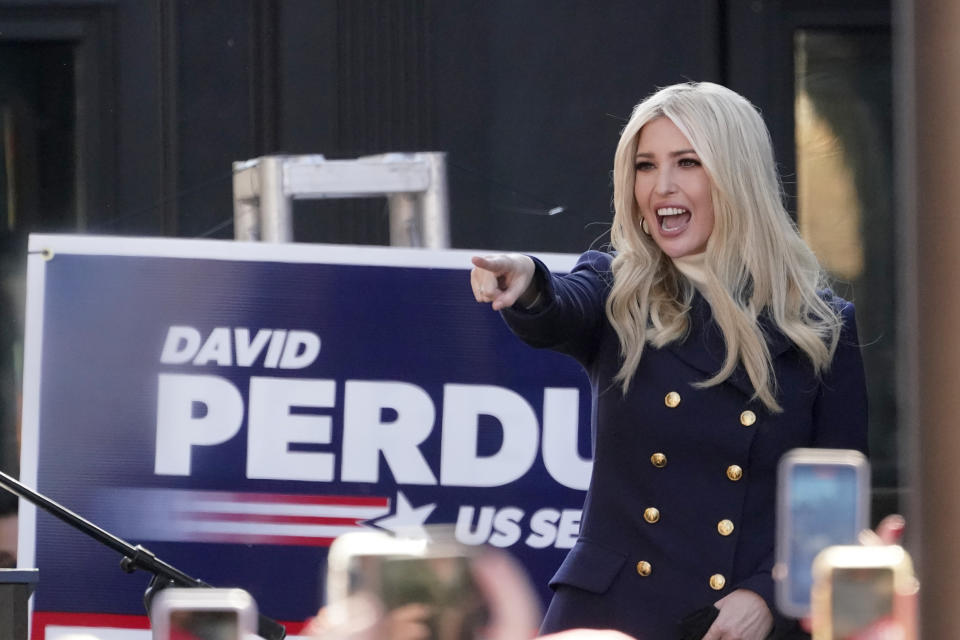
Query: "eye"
635 160 655 172
678 157 701 168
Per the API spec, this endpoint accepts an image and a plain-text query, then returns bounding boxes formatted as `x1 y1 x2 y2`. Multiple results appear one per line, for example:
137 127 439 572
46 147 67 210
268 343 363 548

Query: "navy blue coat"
501 251 868 639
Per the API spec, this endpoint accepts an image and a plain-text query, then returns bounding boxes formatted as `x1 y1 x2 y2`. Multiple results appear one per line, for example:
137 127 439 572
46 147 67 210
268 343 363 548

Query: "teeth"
657 207 688 216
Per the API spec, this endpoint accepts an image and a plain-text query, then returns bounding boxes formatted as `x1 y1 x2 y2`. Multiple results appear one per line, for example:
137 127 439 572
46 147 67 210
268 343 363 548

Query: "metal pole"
258 156 293 243
417 152 451 249
233 198 261 242
0 570 37 640
893 0 920 597
388 193 421 247
232 160 261 241
912 0 960 637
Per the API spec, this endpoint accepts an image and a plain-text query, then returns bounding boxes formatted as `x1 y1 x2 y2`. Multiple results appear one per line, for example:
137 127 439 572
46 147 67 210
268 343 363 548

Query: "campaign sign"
19 234 590 639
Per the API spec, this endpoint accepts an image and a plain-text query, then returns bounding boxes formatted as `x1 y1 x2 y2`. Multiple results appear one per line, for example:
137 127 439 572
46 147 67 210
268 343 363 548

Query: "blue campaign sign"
19 235 590 638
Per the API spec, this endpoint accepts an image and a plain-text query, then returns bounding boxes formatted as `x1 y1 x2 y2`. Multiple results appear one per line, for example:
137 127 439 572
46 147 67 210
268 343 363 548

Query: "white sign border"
27 234 580 272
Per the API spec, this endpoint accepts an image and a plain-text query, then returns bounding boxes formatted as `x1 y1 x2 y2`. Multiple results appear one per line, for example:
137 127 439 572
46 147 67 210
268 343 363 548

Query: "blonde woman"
470 83 867 640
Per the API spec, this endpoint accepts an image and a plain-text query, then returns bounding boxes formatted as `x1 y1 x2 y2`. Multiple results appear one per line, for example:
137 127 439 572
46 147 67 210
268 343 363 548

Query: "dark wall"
0 0 891 249
35 0 728 252
431 1 722 253
105 0 890 254
112 0 724 253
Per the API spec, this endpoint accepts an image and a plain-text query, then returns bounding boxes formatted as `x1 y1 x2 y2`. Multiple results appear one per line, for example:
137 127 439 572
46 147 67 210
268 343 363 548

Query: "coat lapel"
665 294 794 399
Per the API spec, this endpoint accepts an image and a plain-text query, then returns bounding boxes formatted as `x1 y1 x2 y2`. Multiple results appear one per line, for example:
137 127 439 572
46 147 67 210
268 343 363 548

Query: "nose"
655 167 677 195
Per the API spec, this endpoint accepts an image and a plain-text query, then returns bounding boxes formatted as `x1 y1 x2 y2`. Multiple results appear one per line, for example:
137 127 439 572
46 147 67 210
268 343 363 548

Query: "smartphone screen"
348 554 489 640
168 610 240 640
830 566 895 639
784 462 862 611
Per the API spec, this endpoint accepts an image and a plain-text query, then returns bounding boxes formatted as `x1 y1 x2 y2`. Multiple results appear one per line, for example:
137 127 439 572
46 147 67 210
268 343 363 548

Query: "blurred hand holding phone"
774 449 919 640
314 528 541 640
810 544 917 640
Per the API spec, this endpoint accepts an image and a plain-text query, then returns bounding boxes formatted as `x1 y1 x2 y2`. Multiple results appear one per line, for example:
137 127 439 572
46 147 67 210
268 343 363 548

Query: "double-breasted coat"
501 251 868 639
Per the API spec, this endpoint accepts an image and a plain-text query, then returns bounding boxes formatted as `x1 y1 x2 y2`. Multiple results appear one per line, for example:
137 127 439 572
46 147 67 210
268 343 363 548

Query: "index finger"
471 255 511 274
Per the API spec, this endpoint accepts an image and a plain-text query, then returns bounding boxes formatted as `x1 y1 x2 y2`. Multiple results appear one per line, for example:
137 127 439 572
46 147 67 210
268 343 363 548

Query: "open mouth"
656 207 691 232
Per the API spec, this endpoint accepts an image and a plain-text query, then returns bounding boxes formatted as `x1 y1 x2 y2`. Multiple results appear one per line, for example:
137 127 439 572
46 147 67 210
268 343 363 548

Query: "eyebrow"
635 149 698 159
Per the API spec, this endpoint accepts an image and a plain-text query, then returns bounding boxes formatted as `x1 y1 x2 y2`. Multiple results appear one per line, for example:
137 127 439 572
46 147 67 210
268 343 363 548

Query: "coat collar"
665 293 793 398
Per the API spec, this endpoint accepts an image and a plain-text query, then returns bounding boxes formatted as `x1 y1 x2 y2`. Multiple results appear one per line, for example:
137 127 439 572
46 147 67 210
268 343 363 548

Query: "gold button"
717 519 735 536
726 465 743 481
643 507 660 523
665 391 681 408
709 573 726 590
636 561 652 576
740 410 756 426
651 453 667 468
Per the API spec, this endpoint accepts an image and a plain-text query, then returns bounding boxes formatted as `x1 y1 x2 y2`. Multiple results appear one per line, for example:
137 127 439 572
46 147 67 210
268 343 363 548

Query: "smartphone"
775 448 870 618
326 529 489 640
150 588 258 640
810 545 917 640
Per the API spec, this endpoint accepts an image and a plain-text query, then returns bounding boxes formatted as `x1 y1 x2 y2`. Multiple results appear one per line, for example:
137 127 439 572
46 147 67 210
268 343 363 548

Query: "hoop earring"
641 219 650 235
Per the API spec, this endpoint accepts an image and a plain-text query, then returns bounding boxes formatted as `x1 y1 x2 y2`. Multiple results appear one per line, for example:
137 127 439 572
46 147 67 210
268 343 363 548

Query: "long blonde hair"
606 82 841 412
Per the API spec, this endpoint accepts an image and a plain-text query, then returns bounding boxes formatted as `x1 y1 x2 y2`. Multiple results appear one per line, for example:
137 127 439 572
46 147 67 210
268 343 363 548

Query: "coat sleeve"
499 250 613 367
811 299 870 453
735 299 869 629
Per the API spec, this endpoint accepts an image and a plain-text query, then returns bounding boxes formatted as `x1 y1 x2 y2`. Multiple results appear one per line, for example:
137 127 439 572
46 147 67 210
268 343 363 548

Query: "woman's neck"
672 252 708 289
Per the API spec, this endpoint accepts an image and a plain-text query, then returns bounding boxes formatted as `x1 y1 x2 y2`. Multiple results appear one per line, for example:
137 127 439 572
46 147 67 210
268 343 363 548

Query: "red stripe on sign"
32 611 310 639
212 492 389 507
183 532 338 546
183 512 363 526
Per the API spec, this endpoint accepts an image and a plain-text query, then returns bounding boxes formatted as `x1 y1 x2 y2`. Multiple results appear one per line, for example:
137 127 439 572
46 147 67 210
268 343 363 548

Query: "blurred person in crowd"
0 489 16 568
470 82 868 639
0 232 23 570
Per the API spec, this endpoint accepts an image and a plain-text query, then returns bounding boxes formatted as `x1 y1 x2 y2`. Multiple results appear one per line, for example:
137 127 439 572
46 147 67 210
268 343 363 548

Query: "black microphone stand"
0 470 286 639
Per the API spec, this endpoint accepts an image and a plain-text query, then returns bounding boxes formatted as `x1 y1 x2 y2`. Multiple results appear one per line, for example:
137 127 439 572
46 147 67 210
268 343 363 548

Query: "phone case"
774 448 870 619
149 588 258 640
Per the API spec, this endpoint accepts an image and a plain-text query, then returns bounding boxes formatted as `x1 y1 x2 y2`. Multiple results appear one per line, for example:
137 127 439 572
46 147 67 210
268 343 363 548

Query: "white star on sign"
372 491 436 538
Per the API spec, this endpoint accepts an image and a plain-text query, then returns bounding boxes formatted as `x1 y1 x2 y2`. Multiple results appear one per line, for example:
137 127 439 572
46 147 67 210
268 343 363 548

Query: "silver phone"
774 448 870 618
150 588 257 640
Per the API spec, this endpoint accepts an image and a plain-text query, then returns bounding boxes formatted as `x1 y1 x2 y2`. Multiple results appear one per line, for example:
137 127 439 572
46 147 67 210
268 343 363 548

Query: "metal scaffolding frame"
232 152 450 248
